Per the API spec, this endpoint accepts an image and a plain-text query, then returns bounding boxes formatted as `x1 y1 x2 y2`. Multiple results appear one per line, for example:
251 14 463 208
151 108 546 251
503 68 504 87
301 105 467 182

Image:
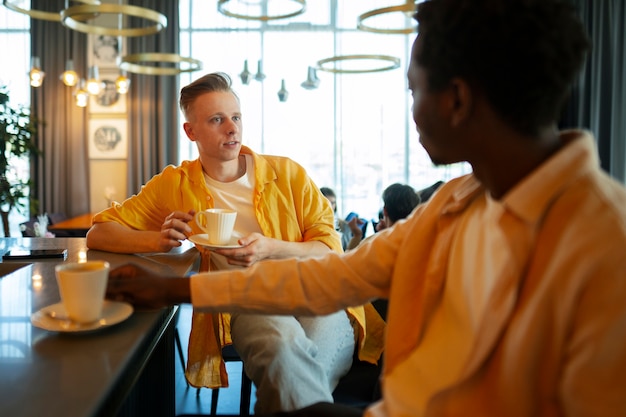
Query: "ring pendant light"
357 1 417 34
61 4 167 36
2 0 100 22
217 0 306 21
119 53 202 76
316 54 401 74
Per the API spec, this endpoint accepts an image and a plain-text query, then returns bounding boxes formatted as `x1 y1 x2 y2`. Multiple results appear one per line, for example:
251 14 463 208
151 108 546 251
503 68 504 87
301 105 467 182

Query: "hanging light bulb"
277 79 289 102
29 56 45 88
239 60 252 85
86 65 104 95
74 79 89 107
115 71 131 94
254 59 266 82
60 59 79 87
301 66 320 90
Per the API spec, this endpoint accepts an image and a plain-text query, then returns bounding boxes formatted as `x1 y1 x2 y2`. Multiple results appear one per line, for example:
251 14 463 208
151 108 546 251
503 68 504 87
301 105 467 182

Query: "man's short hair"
179 72 239 120
414 0 590 136
383 183 420 224
320 187 336 199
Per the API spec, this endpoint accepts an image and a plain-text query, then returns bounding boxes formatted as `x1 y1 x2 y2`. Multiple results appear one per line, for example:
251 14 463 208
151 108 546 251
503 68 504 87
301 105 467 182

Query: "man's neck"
472 126 562 200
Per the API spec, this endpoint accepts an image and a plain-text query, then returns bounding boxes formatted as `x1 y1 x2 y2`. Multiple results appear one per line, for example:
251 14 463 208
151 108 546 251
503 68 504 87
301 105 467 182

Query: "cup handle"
194 211 207 229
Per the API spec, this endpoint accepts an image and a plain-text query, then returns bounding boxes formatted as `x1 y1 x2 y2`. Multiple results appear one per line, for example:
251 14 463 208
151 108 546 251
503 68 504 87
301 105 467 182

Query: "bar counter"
0 237 199 417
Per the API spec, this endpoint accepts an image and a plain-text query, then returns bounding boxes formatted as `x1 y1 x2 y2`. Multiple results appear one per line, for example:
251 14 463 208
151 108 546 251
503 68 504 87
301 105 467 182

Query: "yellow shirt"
93 146 385 388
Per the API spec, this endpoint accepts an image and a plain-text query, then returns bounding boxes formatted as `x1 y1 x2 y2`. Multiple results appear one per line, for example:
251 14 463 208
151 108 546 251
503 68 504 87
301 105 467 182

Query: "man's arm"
87 222 164 253
86 210 194 253
213 233 331 268
107 263 191 307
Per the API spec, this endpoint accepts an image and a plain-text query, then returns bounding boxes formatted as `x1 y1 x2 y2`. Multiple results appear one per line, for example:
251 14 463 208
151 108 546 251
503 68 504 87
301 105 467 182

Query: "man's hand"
158 210 195 252
347 216 364 239
212 232 331 267
106 263 191 309
212 232 274 267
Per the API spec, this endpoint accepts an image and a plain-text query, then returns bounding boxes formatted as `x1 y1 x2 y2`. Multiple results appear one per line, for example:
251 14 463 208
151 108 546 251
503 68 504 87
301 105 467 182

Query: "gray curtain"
30 1 90 218
562 0 626 183
127 0 180 194
30 0 179 217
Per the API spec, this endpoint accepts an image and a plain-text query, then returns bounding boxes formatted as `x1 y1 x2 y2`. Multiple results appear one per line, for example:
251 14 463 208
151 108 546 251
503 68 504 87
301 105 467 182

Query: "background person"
374 183 420 233
320 187 366 250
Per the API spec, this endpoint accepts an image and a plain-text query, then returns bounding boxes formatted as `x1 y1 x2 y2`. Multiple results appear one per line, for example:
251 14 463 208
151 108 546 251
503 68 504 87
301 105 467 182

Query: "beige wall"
89 160 127 213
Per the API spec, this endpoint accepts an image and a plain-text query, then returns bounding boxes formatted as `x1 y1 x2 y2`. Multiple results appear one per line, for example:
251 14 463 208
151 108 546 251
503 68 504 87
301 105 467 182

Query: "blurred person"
106 1 626 416
320 187 365 250
86 73 383 414
374 183 420 233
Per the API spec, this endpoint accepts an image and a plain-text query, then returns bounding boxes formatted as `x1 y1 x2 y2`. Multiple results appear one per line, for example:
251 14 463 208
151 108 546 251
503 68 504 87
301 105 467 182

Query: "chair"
198 344 253 416
175 326 252 416
332 357 383 409
332 299 387 409
174 328 189 388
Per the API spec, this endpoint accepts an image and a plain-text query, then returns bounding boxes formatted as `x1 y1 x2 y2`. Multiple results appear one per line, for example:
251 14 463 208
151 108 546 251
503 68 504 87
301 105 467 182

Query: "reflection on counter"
0 265 34 362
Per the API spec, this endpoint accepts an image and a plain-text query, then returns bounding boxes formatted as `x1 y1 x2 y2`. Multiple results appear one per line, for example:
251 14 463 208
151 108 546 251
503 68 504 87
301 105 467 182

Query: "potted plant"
0 85 40 237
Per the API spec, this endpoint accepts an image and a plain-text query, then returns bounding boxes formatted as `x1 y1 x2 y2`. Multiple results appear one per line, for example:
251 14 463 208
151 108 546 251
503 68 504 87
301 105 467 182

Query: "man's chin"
429 157 459 167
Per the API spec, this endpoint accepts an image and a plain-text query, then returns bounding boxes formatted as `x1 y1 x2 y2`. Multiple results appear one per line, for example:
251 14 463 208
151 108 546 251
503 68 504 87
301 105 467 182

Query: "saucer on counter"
31 300 133 333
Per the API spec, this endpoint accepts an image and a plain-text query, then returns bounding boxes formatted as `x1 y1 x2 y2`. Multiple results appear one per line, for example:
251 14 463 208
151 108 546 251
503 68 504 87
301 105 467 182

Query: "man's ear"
448 78 473 127
183 122 195 141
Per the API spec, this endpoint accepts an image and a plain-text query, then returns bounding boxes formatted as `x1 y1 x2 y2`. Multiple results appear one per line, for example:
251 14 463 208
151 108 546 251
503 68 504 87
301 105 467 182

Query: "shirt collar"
503 129 597 226
440 130 598 228
183 145 277 187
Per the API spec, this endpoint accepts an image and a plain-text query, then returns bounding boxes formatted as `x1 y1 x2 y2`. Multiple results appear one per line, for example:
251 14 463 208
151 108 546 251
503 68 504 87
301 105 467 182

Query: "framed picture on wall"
88 34 125 69
89 69 127 114
88 118 128 160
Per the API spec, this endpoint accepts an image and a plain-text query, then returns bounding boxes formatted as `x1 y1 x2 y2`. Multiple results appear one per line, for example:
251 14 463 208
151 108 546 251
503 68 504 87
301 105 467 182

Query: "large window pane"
0 6 30 236
261 31 335 187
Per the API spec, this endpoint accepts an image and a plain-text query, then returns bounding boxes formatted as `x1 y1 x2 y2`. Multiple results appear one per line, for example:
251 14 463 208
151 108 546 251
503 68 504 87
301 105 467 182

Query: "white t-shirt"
203 154 263 271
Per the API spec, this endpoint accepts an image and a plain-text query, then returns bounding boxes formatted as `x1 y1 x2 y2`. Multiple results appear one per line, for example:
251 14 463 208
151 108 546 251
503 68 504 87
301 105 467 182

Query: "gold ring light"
357 1 418 35
316 54 401 74
60 4 167 36
217 0 306 21
2 0 100 22
119 53 203 76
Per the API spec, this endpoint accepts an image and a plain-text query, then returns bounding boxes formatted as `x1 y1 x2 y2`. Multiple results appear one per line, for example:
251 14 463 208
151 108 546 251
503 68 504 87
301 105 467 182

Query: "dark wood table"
0 237 199 417
48 213 96 237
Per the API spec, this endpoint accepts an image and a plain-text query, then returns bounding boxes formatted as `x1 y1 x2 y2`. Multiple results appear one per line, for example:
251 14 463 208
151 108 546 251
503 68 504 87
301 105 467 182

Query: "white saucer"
31 300 133 333
189 234 243 250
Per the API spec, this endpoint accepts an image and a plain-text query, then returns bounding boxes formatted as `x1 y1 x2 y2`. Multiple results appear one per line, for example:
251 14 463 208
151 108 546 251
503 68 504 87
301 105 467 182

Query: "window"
0 7 30 105
0 6 31 237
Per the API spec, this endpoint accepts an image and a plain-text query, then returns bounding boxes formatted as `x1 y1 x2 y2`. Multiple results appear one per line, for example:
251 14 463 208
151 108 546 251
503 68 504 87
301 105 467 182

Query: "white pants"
230 311 356 414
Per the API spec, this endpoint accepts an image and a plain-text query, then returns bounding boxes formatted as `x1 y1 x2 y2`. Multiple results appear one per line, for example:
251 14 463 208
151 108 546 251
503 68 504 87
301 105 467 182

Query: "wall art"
88 34 125 69
89 69 127 114
88 118 128 160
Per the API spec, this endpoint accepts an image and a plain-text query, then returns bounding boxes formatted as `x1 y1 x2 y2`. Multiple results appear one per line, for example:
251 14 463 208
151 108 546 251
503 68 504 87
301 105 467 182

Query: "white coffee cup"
195 208 237 245
55 261 110 324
